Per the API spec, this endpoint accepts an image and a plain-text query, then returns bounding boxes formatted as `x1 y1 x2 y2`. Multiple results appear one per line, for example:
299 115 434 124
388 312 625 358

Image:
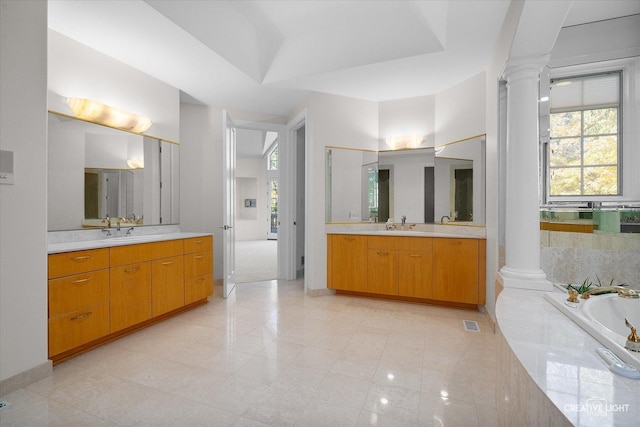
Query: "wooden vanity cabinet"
433 238 481 304
184 236 214 304
48 235 214 363
109 240 184 330
327 234 368 292
110 262 152 332
48 249 110 357
328 233 485 307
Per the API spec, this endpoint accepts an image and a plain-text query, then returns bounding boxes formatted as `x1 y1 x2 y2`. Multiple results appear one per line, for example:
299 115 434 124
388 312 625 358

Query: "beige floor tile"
5 279 498 426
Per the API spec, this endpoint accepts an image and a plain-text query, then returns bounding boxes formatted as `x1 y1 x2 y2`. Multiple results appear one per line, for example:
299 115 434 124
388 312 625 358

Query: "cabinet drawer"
48 249 109 279
48 302 110 357
184 236 213 254
368 236 432 252
185 251 213 277
185 273 213 305
49 269 109 317
110 239 184 266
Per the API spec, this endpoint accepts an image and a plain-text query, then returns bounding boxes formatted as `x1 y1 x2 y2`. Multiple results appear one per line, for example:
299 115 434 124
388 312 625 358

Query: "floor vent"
0 401 10 409
463 320 480 332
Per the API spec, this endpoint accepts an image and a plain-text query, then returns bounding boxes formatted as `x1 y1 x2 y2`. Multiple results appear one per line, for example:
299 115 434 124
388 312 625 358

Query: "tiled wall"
541 231 640 289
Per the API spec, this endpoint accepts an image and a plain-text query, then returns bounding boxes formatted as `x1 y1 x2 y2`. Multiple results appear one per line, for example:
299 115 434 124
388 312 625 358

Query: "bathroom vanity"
47 233 213 364
327 232 486 308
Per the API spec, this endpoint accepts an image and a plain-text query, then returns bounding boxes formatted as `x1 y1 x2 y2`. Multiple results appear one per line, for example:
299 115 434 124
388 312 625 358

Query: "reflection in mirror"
434 136 485 225
325 147 378 222
325 135 486 225
378 148 435 223
47 112 180 231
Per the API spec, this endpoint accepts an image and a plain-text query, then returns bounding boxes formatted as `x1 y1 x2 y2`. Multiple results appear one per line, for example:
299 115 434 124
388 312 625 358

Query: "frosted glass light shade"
67 98 152 133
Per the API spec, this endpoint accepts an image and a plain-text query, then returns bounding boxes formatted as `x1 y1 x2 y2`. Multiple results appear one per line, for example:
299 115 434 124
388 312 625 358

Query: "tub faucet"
581 286 639 299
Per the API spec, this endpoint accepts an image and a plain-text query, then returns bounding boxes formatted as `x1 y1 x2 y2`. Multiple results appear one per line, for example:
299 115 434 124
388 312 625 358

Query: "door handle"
219 225 234 230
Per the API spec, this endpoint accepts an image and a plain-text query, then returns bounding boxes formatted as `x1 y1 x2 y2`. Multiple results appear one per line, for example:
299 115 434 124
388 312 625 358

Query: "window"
547 72 621 198
268 145 278 170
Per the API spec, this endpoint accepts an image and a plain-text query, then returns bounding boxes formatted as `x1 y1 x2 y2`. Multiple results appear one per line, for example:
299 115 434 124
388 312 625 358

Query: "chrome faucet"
401 215 407 226
581 286 639 299
102 228 111 237
126 227 134 235
440 215 450 224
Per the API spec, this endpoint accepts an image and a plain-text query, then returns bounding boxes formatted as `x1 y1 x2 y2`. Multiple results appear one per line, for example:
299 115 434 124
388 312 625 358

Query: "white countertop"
327 230 484 239
47 232 212 254
326 223 486 239
496 287 640 425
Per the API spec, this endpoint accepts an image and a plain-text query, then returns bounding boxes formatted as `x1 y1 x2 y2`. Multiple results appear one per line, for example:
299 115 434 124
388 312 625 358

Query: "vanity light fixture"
385 135 424 150
127 158 144 169
67 98 152 133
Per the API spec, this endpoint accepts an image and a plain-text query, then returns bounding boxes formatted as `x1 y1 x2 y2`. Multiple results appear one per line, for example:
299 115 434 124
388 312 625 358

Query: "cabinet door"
185 273 213 305
327 235 368 292
433 239 479 304
367 249 398 295
110 262 152 332
398 251 433 299
152 255 185 316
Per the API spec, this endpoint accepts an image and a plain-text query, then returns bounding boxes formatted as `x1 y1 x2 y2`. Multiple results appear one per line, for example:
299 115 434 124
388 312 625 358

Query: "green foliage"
566 276 627 294
548 108 619 197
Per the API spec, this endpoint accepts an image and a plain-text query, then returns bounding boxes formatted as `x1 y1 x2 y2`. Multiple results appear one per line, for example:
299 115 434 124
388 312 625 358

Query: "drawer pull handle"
70 255 91 261
71 312 92 321
410 254 422 258
377 251 389 256
162 261 175 266
70 277 92 284
124 267 140 273
194 255 204 260
194 240 204 244
195 278 205 284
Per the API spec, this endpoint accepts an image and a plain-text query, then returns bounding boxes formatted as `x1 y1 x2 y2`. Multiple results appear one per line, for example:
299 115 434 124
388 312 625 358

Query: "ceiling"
48 1 639 118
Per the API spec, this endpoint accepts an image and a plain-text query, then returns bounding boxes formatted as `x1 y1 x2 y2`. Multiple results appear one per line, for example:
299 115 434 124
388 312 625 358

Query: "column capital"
502 55 550 83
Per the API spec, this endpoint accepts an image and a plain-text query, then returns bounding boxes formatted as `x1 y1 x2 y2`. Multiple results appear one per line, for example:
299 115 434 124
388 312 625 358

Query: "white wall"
435 72 486 145
48 30 179 141
237 157 267 240
305 92 379 291
379 95 436 147
0 0 49 384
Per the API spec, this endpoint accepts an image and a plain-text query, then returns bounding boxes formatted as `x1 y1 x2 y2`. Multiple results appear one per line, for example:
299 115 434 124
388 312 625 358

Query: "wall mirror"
325 135 485 225
48 112 180 231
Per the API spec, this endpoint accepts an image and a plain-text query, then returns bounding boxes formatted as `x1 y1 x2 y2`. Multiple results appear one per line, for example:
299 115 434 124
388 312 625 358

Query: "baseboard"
306 288 335 297
0 360 52 397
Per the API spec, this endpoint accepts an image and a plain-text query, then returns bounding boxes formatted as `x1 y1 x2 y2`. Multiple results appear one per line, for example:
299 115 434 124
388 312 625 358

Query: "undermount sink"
101 234 163 244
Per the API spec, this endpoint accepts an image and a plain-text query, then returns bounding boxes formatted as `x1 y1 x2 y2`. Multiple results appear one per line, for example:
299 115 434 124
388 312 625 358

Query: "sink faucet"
126 227 134 235
116 217 126 231
581 286 639 299
401 215 407 226
440 215 450 224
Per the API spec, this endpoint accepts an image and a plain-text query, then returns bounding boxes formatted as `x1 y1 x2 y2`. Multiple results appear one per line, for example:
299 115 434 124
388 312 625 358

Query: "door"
222 110 237 298
267 178 278 239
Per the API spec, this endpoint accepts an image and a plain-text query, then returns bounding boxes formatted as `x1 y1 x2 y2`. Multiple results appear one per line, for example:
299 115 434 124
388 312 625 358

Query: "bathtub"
544 290 640 370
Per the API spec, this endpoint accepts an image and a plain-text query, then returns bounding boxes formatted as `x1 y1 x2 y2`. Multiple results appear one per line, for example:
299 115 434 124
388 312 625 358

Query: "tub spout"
581 286 639 299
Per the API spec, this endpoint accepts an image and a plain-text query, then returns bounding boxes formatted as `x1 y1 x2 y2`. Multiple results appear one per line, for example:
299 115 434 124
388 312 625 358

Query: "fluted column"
499 60 552 291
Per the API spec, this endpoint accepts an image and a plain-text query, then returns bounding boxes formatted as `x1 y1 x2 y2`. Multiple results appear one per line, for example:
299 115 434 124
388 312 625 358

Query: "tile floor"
0 280 498 426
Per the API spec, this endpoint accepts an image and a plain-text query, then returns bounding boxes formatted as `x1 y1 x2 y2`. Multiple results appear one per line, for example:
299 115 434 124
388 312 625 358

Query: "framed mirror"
325 134 485 225
47 112 180 231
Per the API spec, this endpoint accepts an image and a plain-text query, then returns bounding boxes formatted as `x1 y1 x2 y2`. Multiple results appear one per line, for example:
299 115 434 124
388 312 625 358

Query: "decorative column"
499 59 553 291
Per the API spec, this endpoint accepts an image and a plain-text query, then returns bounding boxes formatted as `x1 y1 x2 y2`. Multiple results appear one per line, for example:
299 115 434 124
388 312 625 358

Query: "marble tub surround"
497 287 640 426
326 223 486 238
541 230 640 290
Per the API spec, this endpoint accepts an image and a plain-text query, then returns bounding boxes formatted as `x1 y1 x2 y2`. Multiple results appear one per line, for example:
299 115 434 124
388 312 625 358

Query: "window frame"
542 58 637 205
